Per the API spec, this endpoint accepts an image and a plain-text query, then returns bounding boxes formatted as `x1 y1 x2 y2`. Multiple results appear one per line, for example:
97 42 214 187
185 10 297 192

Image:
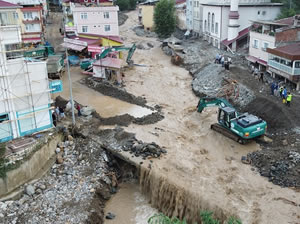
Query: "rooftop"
202 2 282 6
267 42 300 60
250 20 289 27
0 0 22 8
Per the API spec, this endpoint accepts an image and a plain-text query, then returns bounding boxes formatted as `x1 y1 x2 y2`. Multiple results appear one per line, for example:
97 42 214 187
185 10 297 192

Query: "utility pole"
62 8 75 126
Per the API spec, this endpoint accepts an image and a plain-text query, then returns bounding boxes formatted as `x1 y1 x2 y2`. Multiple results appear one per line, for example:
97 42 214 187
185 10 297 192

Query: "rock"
56 153 64 164
68 135 74 142
282 139 288 146
35 188 42 194
39 184 46 190
55 148 61 154
0 202 7 210
136 43 145 50
105 212 116 220
25 185 35 196
147 42 154 48
0 213 4 218
81 106 95 116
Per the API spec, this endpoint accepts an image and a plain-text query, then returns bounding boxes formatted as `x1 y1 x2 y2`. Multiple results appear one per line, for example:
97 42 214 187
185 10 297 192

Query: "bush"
148 213 186 224
0 143 7 178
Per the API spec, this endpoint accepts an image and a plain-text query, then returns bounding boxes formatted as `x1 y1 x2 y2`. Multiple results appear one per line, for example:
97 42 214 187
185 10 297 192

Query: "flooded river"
53 67 153 118
104 181 158 224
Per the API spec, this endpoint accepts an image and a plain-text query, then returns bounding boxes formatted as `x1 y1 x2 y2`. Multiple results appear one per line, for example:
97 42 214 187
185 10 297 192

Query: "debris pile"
192 64 255 107
93 127 167 160
0 137 117 224
248 134 300 187
133 26 157 38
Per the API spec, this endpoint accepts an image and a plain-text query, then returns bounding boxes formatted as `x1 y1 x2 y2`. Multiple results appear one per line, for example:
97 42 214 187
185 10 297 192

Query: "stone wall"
0 132 63 198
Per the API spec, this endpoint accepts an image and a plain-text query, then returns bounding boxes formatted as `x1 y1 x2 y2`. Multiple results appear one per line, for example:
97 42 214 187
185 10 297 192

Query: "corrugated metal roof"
267 43 300 60
222 27 250 46
0 0 21 8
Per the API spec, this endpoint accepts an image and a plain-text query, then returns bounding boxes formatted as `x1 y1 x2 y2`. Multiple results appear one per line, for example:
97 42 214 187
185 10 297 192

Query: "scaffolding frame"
0 25 53 142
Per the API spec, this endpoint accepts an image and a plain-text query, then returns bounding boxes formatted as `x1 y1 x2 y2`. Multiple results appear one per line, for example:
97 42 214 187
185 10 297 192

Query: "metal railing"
268 60 292 74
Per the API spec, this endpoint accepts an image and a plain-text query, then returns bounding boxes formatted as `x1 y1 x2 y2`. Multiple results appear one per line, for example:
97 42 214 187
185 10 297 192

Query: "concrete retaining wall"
0 132 63 198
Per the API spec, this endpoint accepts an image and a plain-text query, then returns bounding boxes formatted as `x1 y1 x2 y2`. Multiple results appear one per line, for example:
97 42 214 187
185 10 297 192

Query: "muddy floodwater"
104 181 157 224
54 67 153 118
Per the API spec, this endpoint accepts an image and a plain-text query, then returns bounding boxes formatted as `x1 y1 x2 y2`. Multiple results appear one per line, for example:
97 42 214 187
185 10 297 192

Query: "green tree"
116 0 129 11
271 0 300 19
128 0 137 10
153 0 176 38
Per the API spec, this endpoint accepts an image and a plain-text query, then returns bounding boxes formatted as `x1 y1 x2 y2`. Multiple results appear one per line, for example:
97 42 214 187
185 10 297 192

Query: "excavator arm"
197 97 233 113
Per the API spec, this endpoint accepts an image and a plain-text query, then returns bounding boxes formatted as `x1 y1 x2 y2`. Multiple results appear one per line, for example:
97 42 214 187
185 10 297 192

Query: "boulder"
56 153 64 164
105 212 116 220
25 185 35 196
81 106 95 116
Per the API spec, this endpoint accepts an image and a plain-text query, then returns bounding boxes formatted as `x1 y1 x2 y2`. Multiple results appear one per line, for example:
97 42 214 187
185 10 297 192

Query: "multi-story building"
202 0 281 50
0 24 53 143
0 0 22 26
267 42 300 90
186 0 193 30
70 3 119 36
7 0 47 44
175 0 186 30
138 0 158 31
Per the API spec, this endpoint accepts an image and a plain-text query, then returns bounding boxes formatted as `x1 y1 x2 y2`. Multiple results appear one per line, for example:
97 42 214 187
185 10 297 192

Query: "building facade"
267 43 300 90
0 25 53 143
202 0 281 50
175 0 186 30
71 4 119 36
138 0 158 31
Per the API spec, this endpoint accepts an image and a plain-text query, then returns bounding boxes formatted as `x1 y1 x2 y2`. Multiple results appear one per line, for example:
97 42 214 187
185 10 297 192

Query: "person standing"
270 82 275 95
279 86 283 98
286 92 292 107
259 72 264 83
59 106 65 119
52 111 57 127
221 55 225 67
76 104 81 117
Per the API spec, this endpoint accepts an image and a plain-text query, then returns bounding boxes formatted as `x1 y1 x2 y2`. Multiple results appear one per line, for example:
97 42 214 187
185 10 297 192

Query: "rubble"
133 26 157 38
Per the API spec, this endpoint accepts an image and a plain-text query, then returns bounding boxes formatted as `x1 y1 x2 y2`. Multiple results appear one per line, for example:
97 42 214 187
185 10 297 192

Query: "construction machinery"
80 44 136 70
24 44 55 58
197 97 267 144
47 54 65 79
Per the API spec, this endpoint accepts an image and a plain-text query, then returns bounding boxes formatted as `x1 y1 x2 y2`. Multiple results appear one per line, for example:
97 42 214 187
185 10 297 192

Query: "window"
0 114 9 123
204 20 207 31
215 22 218 34
211 13 215 33
25 24 34 32
82 25 88 33
262 42 269 51
84 0 88 2
295 61 300 68
24 12 33 19
13 12 18 20
196 1 199 7
104 12 109 19
0 12 8 25
262 11 266 15
80 12 88 19
104 25 110 31
253 39 259 48
257 11 260 15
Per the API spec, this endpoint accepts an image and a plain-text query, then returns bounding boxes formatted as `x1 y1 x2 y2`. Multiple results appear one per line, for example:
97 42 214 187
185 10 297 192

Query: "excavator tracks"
210 123 248 144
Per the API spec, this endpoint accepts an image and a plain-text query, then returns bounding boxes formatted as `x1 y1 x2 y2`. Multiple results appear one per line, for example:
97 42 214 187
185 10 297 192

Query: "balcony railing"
268 60 292 74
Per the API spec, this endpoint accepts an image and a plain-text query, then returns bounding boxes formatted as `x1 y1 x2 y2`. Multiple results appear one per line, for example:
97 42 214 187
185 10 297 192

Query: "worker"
286 92 292 107
55 106 60 121
270 82 276 95
221 55 225 67
282 86 287 100
215 53 220 64
52 111 57 127
279 86 284 98
59 106 65 119
76 104 81 117
258 72 264 83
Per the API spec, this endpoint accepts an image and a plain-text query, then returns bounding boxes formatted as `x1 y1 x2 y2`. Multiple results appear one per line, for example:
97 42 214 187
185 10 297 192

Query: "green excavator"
197 97 267 144
80 44 136 70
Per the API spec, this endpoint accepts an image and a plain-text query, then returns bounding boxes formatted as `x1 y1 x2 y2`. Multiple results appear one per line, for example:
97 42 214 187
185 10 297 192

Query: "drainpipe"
220 6 222 49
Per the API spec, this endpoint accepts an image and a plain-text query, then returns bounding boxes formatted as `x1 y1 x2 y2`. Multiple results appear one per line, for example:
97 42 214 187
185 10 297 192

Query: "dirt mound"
118 11 128 26
84 77 147 107
243 97 293 131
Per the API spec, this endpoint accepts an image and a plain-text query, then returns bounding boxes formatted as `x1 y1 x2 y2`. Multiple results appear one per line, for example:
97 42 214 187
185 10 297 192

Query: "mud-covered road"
118 10 300 223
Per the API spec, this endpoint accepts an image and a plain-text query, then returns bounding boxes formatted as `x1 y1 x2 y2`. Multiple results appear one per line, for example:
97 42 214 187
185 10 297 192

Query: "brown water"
53 67 153 118
104 181 157 224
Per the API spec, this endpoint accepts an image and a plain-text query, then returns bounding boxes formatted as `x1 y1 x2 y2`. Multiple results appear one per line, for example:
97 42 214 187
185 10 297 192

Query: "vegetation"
115 0 137 11
271 0 300 19
148 211 242 224
153 0 176 38
0 143 7 178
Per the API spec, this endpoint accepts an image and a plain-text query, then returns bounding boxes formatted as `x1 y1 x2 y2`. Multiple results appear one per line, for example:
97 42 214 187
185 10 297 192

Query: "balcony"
268 60 300 76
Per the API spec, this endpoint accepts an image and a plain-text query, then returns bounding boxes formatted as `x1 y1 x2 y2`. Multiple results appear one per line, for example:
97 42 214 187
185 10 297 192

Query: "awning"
22 37 41 43
61 38 87 51
93 57 122 69
88 45 104 53
246 55 267 66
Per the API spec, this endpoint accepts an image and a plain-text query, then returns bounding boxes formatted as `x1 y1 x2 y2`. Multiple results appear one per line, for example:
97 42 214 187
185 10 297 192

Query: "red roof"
267 43 300 60
275 16 296 26
78 33 123 44
70 36 100 45
0 0 21 8
246 55 267 66
222 27 250 46
176 0 186 5
93 57 122 69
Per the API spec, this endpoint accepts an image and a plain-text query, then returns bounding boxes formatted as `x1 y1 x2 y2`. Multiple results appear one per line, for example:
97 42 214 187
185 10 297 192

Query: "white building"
202 0 281 50
175 0 187 30
0 25 53 143
71 4 119 36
